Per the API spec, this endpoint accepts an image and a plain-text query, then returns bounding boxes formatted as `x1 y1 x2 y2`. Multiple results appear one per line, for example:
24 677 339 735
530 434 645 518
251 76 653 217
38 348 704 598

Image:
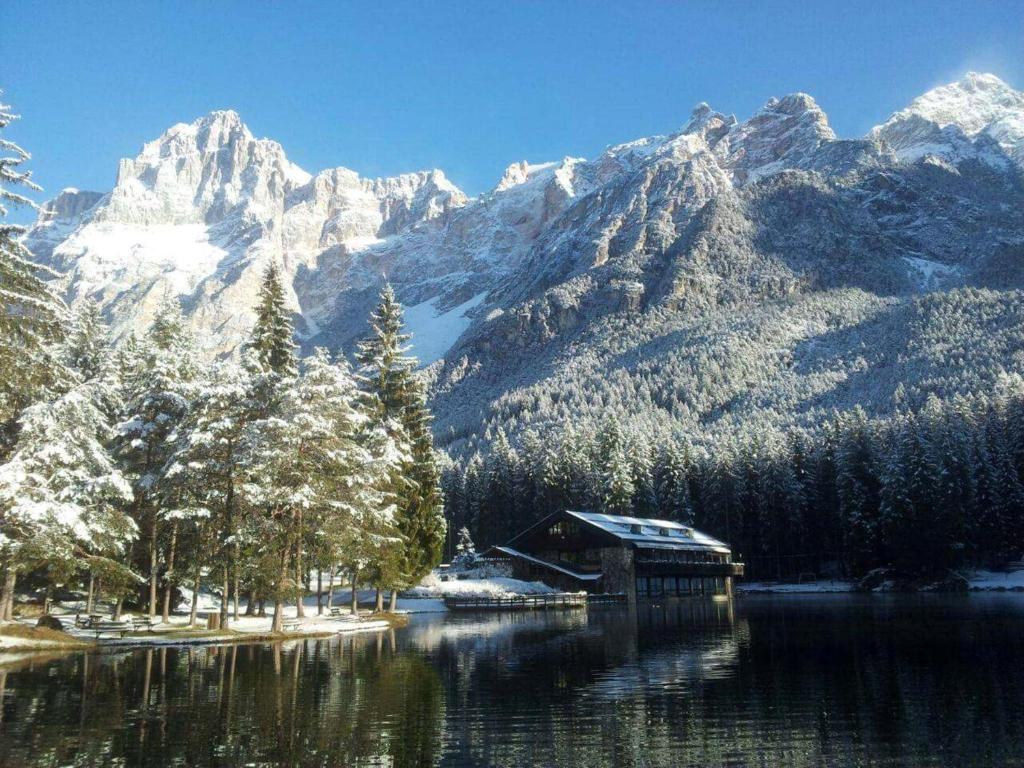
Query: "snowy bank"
967 569 1024 591
1 601 394 653
737 580 856 594
405 570 557 600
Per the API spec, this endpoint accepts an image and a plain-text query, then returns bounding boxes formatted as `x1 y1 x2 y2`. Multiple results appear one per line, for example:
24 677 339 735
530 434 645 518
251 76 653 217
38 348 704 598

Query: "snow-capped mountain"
870 71 1024 167
25 73 1024 452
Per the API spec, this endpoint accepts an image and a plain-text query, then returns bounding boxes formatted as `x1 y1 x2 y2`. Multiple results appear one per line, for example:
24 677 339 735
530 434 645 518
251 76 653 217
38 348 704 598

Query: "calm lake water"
2 595 1024 767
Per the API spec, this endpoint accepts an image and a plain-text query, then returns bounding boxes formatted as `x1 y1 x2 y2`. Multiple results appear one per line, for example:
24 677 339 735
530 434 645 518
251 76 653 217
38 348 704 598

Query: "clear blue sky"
4 1 1023 220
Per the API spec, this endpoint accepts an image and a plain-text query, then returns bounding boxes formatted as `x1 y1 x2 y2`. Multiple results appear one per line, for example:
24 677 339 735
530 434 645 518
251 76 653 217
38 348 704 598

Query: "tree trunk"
220 564 230 630
316 569 323 615
258 598 266 618
244 590 255 616
374 588 383 613
148 515 159 619
86 572 95 615
1 567 17 621
350 572 358 616
294 511 305 619
162 521 178 623
232 548 240 621
388 590 397 613
326 567 336 612
42 587 51 616
272 545 289 633
221 473 236 628
189 559 201 627
114 596 123 621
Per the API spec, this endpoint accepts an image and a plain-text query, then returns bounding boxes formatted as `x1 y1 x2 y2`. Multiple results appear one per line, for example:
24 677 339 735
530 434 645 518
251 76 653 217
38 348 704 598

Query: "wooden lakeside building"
480 510 743 601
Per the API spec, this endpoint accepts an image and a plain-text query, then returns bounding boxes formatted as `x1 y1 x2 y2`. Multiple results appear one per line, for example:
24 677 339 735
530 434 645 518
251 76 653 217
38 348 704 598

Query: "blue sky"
4 1 1023 221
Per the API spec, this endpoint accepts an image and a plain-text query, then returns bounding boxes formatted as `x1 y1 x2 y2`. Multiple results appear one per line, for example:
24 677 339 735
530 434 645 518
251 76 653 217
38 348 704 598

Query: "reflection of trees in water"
0 634 446 768
3 599 1024 767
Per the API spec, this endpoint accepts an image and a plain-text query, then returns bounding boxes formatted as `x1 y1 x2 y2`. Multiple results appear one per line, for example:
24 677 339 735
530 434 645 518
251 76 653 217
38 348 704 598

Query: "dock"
443 592 589 612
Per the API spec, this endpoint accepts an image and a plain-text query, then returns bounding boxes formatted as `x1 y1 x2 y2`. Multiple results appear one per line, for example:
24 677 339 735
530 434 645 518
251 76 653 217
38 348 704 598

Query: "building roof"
565 511 731 554
490 546 603 581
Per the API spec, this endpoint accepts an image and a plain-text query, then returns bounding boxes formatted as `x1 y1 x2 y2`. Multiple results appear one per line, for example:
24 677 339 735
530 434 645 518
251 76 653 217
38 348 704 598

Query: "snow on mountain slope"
871 72 1024 167
25 73 1024 389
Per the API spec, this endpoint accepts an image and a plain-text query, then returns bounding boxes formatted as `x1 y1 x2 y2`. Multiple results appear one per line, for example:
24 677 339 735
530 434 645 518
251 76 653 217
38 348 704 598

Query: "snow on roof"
566 510 731 553
491 546 603 581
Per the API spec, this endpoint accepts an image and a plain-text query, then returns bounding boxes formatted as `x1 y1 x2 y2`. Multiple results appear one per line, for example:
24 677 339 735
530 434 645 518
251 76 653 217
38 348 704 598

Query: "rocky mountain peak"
870 72 1024 167
714 91 836 184
97 110 309 226
896 72 1023 136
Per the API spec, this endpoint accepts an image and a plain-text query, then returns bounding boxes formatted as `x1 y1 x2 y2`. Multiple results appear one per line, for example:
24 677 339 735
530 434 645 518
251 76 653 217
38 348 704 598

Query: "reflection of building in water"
480 510 744 600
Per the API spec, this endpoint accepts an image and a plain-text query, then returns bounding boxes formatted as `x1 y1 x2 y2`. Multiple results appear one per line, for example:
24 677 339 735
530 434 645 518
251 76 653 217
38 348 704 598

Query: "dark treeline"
442 388 1024 579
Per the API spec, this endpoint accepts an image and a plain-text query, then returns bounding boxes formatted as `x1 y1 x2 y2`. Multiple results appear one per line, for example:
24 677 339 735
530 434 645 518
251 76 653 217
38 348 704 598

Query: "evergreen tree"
64 299 108 381
596 420 634 515
116 297 198 618
655 442 694 523
0 96 68 449
164 359 253 624
0 383 135 619
357 284 445 596
248 262 297 377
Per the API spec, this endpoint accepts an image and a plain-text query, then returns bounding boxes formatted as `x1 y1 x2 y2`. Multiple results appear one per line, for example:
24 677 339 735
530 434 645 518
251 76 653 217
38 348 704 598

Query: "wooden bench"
282 619 301 633
90 619 134 638
328 607 345 617
133 616 155 631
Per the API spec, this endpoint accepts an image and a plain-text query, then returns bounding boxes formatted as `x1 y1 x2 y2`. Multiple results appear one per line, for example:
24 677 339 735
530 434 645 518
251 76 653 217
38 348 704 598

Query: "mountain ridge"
24 72 1024 454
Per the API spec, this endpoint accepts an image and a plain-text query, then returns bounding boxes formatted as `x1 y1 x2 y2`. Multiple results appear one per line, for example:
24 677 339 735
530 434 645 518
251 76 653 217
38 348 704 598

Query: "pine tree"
164 360 253 624
65 299 108 382
452 528 475 573
248 262 297 378
243 348 399 629
655 442 694 523
0 96 68 449
357 284 445 598
597 420 634 515
117 296 198 619
0 383 136 619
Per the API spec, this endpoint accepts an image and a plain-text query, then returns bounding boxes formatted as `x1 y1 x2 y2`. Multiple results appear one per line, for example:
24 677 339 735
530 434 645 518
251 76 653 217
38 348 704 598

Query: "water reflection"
1 595 1024 767
0 633 445 767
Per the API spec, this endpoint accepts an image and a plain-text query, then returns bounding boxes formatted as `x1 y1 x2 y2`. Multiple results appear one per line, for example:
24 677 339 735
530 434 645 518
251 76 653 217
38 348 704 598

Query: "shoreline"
0 612 405 655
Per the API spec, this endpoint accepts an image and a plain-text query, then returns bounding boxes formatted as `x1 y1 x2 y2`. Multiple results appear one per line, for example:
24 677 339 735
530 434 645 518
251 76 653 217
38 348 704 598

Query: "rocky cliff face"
25 73 1024 450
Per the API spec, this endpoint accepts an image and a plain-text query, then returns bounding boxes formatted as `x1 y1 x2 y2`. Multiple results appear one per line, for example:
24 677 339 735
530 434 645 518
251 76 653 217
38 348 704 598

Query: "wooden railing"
443 592 589 612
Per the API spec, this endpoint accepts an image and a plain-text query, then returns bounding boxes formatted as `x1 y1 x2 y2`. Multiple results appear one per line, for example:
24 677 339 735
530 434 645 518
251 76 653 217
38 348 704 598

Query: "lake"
1 595 1023 767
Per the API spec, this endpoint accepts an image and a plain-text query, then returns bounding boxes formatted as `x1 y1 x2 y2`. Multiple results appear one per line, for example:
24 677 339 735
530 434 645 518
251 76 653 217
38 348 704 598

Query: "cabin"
480 510 743 600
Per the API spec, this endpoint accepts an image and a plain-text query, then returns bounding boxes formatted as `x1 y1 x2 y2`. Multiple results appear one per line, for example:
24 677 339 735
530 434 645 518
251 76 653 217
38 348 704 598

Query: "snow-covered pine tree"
597 420 634 515
0 96 68 451
164 359 253 623
64 299 108 382
452 526 477 570
398 375 446 589
117 296 199 619
243 348 398 629
357 283 444 602
655 441 694 524
249 262 298 378
0 383 135 620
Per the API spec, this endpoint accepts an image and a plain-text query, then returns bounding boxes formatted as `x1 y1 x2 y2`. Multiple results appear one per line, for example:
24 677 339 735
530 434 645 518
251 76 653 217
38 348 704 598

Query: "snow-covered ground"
737 580 856 594
402 291 487 365
1 594 392 651
738 568 1024 593
404 569 557 599
967 569 1024 591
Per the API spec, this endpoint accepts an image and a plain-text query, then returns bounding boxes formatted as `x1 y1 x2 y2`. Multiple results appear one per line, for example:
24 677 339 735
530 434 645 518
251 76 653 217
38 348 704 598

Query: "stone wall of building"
600 547 636 602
